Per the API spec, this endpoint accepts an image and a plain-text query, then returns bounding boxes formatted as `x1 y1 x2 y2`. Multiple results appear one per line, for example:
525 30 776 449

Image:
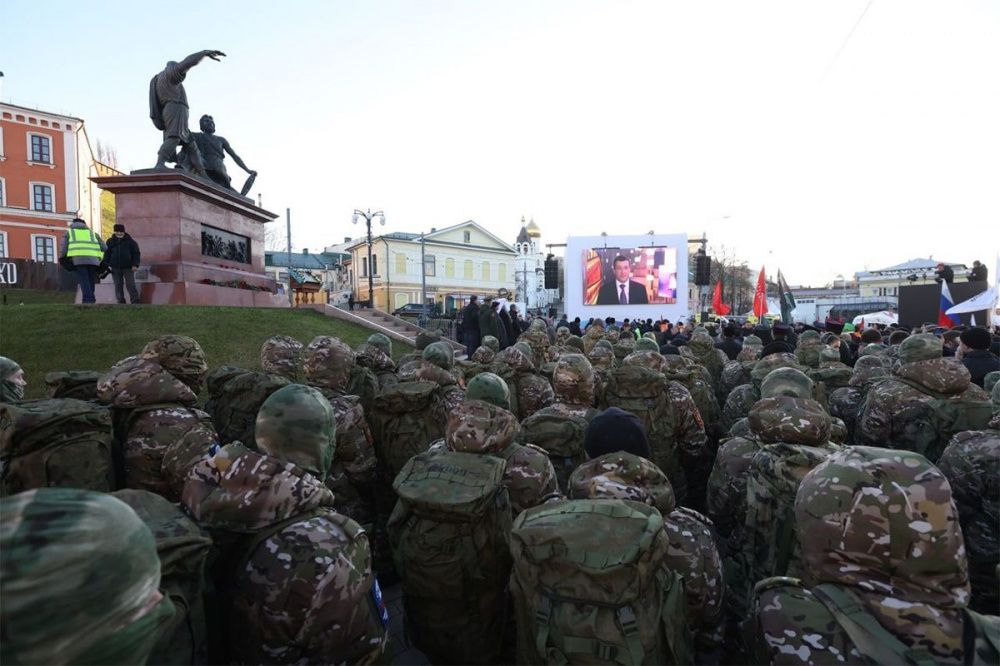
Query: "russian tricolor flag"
939 281 961 328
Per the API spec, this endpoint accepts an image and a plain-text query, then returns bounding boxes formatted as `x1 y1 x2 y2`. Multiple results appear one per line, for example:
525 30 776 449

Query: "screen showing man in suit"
584 246 678 306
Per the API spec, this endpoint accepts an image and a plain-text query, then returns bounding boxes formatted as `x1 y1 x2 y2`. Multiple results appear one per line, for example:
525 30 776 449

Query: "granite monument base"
87 171 286 307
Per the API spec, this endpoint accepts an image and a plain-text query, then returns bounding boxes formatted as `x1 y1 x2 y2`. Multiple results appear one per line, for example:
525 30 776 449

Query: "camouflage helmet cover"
140 334 208 391
482 335 500 352
760 367 814 400
750 352 799 384
422 340 455 370
634 337 660 352
259 335 303 379
445 399 518 455
898 333 944 364
302 336 355 391
365 332 393 356
553 353 596 405
568 451 676 516
254 384 336 478
465 371 512 411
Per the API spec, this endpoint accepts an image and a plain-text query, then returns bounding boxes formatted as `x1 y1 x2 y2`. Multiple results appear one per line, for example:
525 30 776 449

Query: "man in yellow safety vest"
60 217 107 304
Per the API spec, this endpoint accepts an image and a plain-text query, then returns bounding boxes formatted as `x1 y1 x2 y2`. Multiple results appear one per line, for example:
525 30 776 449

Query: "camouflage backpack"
388 450 513 664
204 368 290 446
602 366 680 486
510 499 693 665
44 370 102 400
518 406 592 492
886 377 993 461
371 381 444 481
112 489 212 666
0 398 115 496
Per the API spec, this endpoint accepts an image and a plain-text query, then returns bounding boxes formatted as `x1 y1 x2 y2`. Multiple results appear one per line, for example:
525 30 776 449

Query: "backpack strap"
964 608 1000 665
533 595 646 666
892 376 950 401
812 584 937 666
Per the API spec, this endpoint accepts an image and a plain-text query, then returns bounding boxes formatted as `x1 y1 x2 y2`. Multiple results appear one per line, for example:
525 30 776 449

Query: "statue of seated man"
192 114 257 195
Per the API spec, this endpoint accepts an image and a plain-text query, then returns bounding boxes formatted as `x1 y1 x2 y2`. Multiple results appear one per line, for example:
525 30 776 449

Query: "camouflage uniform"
301 336 378 527
259 334 303 381
519 319 552 368
43 370 102 400
428 399 561 516
751 447 981 665
793 329 823 369
181 385 388 664
98 349 217 500
936 386 1000 614
470 335 500 364
720 352 798 433
736 335 762 362
0 488 176 665
581 321 606 354
355 340 399 392
587 340 616 406
857 333 992 461
204 365 290 446
489 344 555 420
612 335 636 363
827 355 887 444
688 331 728 394
568 452 725 664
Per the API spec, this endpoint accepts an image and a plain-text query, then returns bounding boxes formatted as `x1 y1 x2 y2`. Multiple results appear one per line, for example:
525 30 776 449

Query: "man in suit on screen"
596 254 649 305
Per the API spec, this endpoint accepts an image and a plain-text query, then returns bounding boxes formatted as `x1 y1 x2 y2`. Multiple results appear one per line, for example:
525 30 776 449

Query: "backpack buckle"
536 595 552 624
616 605 638 636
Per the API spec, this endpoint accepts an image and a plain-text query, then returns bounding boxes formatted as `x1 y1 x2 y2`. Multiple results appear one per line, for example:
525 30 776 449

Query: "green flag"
777 269 796 324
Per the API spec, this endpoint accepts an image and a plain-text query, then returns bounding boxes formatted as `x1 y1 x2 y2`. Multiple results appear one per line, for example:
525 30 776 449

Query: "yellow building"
347 220 518 313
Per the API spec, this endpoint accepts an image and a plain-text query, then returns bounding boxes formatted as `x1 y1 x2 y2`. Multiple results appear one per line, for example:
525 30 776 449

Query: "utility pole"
286 208 293 307
420 232 428 326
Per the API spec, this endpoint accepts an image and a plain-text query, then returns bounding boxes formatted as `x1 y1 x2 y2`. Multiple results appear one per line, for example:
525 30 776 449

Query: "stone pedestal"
88 172 287 307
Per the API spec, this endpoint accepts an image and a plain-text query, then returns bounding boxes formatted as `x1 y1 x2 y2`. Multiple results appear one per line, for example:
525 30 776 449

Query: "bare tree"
264 222 286 252
95 138 119 169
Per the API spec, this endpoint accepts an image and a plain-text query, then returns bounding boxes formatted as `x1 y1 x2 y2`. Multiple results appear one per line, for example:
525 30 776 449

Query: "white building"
513 216 554 312
855 258 969 299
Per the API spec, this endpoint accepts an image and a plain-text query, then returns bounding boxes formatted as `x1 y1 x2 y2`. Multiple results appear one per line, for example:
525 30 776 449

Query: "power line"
820 0 875 84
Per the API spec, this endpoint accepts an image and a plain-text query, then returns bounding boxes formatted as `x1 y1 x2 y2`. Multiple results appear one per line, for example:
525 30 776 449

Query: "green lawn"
0 304 412 399
0 288 76 305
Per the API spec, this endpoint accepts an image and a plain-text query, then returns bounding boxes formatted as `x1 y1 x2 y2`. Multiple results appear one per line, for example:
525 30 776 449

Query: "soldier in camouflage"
0 488 177 665
936 379 1000 615
568 450 725 664
827 354 887 444
300 336 378 528
518 318 553 368
582 319 606 354
470 335 500 364
807 346 853 412
736 334 763 362
750 446 997 665
428 374 561 516
0 356 27 403
355 333 398 392
488 343 555 420
857 333 992 461
182 384 388 664
98 337 217 500
587 339 616 405
793 329 823 369
688 330 728 394
259 335 303 381
720 352 800 433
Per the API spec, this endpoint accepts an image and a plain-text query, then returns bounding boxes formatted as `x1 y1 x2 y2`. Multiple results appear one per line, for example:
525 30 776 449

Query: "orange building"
0 102 118 262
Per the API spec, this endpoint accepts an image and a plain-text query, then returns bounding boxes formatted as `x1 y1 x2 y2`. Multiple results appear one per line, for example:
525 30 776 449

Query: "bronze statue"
148 50 225 175
193 115 257 196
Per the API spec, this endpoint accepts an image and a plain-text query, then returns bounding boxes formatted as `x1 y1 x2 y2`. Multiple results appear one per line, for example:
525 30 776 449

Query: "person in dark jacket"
498 303 516 349
969 260 988 282
715 325 743 361
760 322 795 358
104 224 142 304
461 296 481 353
934 262 955 284
960 327 1000 388
569 317 582 337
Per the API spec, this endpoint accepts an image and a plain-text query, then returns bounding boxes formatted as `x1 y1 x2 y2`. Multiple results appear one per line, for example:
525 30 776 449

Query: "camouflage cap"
898 333 943 364
634 337 660 352
750 352 799 384
819 347 842 364
555 326 571 345
553 353 596 405
529 318 548 333
482 335 500 352
593 339 614 352
465 372 512 411
302 336 355 392
568 451 676 516
415 330 441 350
513 341 534 359
643 331 658 342
0 489 174 665
859 342 887 357
259 335 303 379
687 331 715 353
422 340 455 370
760 367 814 399
254 384 336 478
0 356 25 403
604 330 620 343
623 350 666 373
445 398 518 455
797 329 822 347
796 446 970 607
850 354 889 387
982 370 1000 397
140 335 208 392
743 335 763 347
564 336 585 353
365 333 393 356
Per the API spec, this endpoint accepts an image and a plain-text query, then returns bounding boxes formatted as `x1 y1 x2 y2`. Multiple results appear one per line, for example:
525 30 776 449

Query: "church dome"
526 218 541 238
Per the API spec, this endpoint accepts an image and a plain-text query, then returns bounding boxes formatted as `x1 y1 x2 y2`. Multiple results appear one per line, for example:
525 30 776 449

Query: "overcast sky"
2 0 998 285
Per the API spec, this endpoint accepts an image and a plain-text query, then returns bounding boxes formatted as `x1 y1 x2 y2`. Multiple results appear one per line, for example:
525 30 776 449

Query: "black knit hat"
113 224 125 232
960 326 992 350
584 407 651 460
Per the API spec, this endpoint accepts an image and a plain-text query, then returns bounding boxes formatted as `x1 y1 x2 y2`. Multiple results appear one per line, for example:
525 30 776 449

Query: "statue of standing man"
149 50 225 174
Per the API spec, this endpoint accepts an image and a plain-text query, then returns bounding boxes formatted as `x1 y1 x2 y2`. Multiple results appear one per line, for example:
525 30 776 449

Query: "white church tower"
514 216 551 311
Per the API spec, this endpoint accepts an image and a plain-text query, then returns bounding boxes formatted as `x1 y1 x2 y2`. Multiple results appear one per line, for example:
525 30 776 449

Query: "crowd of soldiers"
0 314 998 665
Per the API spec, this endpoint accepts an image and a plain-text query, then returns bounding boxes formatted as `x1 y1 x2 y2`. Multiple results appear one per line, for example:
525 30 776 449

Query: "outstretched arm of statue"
177 49 226 74
222 138 255 175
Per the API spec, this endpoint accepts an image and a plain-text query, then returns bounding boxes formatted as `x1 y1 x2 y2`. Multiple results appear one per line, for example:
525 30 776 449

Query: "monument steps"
310 305 466 356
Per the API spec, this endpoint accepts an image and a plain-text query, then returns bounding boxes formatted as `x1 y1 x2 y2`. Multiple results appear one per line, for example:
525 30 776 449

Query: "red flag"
753 266 768 318
712 280 731 315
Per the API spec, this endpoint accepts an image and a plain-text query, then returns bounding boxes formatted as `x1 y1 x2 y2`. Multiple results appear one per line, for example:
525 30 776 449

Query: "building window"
0 231 7 258
0 126 5 158
30 133 52 164
445 257 455 278
395 252 407 275
0 177 5 206
372 254 378 276
33 235 56 262
463 230 471 243
464 259 473 280
424 254 436 277
362 257 368 277
482 261 491 281
32 183 54 211
498 263 507 282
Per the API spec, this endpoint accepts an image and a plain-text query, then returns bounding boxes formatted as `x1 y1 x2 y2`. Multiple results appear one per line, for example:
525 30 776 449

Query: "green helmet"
513 341 533 359
898 333 943 364
465 372 512 411
564 336 585 353
760 367 814 399
422 341 454 370
482 336 500 352
255 384 336 478
415 330 441 350
634 337 659 352
796 330 822 346
984 370 1000 398
366 333 393 356
819 347 841 364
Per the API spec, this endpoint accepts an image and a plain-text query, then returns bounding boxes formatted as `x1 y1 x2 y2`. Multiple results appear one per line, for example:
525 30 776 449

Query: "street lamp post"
420 232 428 327
352 208 385 308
